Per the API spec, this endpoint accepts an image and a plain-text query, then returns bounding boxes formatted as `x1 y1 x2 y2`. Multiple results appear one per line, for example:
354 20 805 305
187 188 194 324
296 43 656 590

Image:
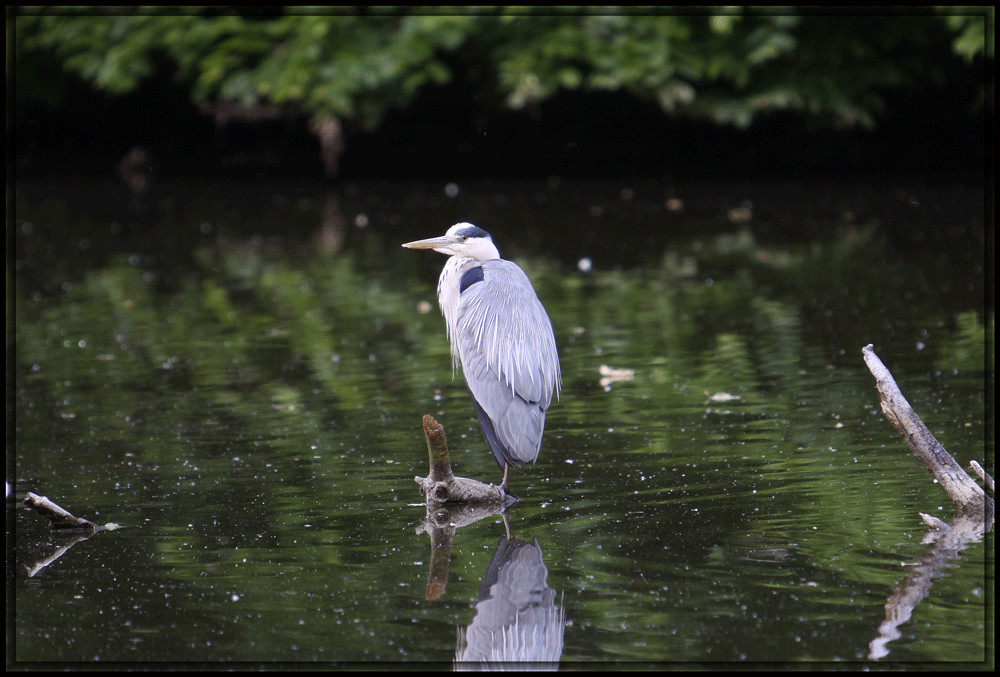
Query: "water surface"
12 176 991 665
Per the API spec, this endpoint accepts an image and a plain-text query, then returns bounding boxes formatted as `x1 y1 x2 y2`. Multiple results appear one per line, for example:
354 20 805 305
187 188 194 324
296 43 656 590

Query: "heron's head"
402 223 500 261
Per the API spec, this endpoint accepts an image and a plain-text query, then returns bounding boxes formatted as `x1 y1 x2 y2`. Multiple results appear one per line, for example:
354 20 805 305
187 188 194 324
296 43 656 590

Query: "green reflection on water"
13 179 991 664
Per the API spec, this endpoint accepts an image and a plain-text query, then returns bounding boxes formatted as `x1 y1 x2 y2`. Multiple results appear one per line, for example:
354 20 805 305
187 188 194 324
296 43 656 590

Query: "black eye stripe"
454 225 490 240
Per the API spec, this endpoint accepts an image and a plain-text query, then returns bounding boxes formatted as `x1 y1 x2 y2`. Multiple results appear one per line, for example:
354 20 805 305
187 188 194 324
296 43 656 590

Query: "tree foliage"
14 7 989 131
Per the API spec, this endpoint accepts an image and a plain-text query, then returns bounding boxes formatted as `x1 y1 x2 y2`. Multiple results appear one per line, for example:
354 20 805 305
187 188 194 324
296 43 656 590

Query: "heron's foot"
499 472 521 501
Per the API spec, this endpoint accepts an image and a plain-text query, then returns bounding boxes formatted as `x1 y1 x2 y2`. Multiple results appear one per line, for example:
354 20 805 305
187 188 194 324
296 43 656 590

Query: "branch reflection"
23 531 96 578
868 512 990 660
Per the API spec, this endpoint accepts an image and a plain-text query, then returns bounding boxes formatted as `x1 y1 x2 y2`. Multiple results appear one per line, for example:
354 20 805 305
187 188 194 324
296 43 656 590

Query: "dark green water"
11 176 992 665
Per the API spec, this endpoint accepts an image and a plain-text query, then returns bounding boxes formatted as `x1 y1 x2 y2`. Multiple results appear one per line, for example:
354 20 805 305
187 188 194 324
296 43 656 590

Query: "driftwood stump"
414 415 517 507
412 415 516 601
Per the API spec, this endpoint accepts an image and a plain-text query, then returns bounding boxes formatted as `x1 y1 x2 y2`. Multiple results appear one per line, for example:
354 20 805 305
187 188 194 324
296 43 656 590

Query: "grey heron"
403 223 561 492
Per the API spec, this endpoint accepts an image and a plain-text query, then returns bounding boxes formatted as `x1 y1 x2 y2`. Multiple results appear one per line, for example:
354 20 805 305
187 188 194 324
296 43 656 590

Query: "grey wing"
455 260 561 466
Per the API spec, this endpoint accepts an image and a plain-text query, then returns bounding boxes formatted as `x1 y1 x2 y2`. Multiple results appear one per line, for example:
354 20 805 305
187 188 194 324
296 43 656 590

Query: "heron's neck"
480 244 501 261
456 240 500 262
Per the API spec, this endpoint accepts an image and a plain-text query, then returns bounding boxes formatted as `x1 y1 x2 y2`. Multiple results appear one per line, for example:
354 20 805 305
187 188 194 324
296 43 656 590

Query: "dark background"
13 42 989 182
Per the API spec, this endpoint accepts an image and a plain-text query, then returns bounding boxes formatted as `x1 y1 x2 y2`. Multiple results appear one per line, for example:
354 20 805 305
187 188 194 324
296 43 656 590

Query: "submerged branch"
861 344 993 522
23 492 100 532
862 344 993 659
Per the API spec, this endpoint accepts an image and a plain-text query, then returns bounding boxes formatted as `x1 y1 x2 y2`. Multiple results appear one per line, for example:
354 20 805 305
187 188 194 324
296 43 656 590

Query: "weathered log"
414 415 517 507
861 344 993 522
23 492 99 532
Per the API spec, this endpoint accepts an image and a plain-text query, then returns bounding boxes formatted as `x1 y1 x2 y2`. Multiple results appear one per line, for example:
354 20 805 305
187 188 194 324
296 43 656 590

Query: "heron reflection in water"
402 223 560 492
455 536 565 667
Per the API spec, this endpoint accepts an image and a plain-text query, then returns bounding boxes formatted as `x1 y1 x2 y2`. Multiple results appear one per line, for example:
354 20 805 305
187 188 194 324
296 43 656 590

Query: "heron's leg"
500 463 509 493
